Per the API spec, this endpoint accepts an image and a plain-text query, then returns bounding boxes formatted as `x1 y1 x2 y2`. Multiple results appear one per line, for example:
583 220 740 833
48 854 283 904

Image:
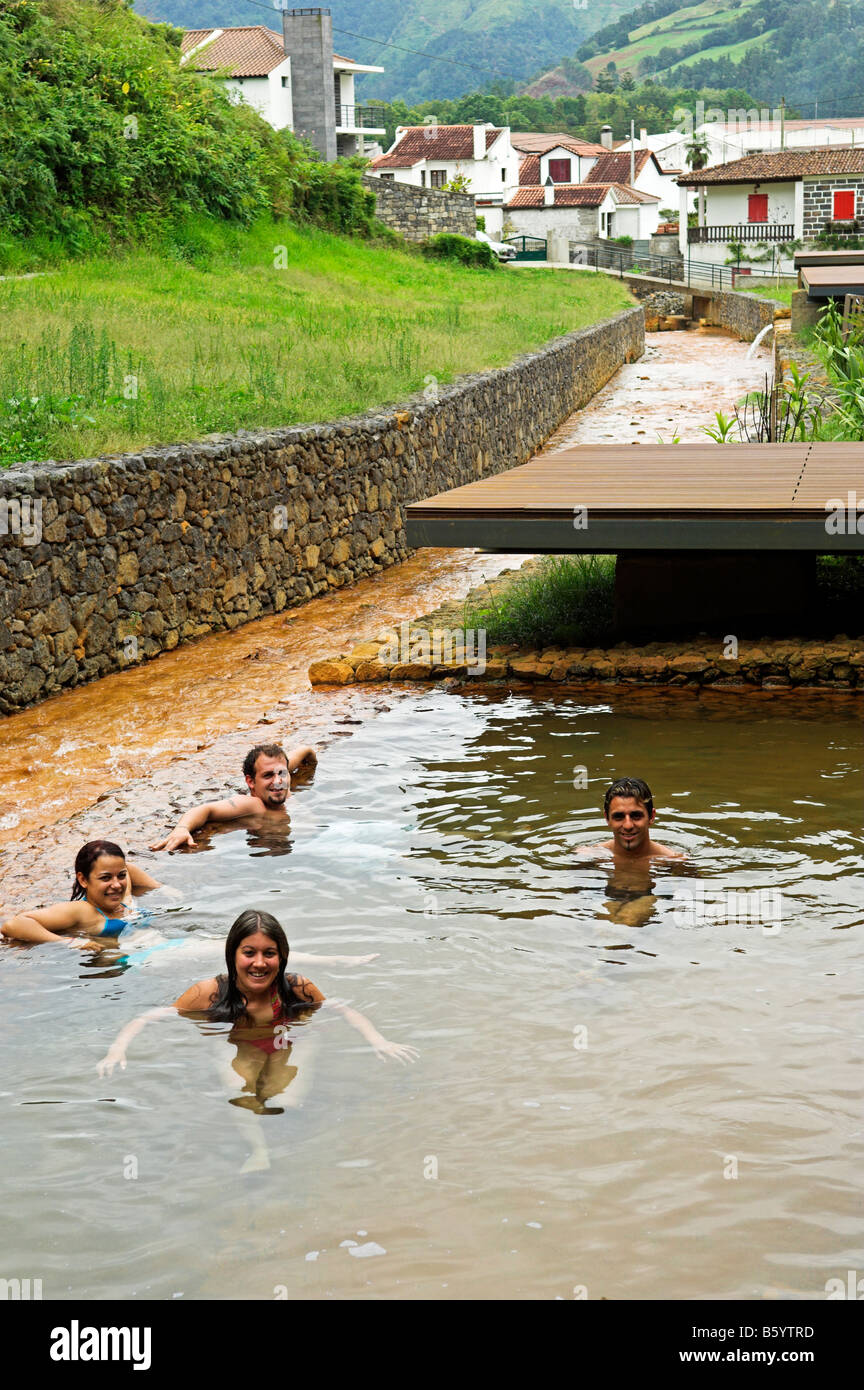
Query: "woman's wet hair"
205 910 297 1024
603 777 654 819
71 840 126 901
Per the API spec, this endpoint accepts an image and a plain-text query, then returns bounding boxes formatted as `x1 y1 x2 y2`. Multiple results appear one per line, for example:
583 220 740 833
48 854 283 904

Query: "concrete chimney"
640 128 648 142
544 176 555 207
473 124 485 161
600 125 614 150
282 7 337 161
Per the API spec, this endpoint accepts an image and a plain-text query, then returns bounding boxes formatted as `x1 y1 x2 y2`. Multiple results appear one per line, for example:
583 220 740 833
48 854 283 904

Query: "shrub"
422 233 497 269
465 556 615 647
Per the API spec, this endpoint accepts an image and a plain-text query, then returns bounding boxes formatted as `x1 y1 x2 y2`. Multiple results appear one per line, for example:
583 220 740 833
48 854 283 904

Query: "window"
833 189 856 220
548 158 571 183
430 170 447 189
420 171 426 187
502 167 507 182
748 193 768 222
378 172 395 181
281 76 290 88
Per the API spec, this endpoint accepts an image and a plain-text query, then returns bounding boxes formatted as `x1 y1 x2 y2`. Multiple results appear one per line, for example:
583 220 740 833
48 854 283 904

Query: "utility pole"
780 96 786 151
630 119 635 188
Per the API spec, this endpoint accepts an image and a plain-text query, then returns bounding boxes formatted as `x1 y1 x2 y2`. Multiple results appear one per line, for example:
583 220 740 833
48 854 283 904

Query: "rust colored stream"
0 327 772 900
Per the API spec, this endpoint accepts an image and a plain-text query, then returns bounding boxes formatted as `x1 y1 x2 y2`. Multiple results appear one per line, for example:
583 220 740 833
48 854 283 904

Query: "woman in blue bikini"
1 839 379 968
1 840 160 949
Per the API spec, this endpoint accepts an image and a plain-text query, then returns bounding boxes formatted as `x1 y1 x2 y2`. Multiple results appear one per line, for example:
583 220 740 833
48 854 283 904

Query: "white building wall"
223 62 293 131
505 205 600 242
705 182 797 229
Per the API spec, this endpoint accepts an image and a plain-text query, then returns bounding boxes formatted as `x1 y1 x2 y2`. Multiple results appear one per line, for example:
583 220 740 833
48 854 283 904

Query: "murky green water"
2 688 861 1300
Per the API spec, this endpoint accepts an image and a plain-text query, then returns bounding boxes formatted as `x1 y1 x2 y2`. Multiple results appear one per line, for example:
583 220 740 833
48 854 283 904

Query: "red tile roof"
518 155 540 185
509 132 607 156
681 148 864 184
507 182 658 209
585 150 660 184
370 125 504 169
181 26 288 78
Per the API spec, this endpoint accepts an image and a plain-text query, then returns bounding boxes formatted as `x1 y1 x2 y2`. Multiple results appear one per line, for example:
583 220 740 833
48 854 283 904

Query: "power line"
222 0 507 79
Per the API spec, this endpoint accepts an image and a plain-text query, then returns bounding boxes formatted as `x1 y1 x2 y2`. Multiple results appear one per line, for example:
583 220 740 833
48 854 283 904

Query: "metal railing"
336 105 386 130
688 223 796 244
575 241 797 293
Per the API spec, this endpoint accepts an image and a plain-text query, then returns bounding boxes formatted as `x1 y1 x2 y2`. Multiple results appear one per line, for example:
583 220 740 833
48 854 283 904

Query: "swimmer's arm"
126 862 162 892
150 795 259 851
96 1006 179 1076
97 979 217 1075
288 745 317 774
322 996 419 1065
1 903 95 948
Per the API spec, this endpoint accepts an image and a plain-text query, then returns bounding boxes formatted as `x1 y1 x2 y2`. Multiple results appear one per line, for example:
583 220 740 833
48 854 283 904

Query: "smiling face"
246 753 290 809
79 853 128 913
234 930 282 997
605 795 654 854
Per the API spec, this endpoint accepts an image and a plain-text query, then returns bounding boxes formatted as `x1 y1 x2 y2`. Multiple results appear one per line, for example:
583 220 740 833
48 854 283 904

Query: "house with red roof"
505 181 660 247
678 148 864 269
180 17 385 159
368 125 519 235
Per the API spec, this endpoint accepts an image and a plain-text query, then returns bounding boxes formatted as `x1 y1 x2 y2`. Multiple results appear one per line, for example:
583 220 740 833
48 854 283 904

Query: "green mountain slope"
530 0 864 110
134 0 636 102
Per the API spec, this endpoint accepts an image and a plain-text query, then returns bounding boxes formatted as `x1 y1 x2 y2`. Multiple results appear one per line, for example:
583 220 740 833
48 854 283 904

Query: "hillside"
135 0 636 102
529 0 864 110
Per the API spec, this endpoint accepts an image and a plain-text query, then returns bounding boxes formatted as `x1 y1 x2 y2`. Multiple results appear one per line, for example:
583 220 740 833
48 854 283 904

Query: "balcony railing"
688 223 796 244
337 104 386 130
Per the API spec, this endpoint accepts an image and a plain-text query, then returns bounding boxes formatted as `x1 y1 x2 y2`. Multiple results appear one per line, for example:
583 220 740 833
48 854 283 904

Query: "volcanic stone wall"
0 305 643 711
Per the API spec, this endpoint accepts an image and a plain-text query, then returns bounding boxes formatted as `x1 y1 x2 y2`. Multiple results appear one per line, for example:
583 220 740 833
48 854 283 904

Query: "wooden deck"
800 264 864 298
406 442 864 552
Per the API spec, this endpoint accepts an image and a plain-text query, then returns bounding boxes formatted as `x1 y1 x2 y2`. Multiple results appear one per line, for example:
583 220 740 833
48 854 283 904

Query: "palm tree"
685 135 710 170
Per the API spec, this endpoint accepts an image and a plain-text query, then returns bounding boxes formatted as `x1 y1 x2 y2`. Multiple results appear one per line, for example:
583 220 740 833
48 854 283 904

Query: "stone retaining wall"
362 174 476 242
0 306 643 712
698 288 778 342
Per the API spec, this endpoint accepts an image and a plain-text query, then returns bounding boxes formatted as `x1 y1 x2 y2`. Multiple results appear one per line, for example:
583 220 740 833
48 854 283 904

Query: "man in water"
582 776 685 862
150 742 316 852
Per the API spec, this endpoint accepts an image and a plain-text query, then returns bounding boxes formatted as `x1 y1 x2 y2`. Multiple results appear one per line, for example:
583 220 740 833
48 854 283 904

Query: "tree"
595 63 619 93
686 135 710 170
619 70 636 91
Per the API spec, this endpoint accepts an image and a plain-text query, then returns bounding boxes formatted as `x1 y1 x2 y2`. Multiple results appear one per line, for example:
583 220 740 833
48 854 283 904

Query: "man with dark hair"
150 742 317 852
583 776 684 861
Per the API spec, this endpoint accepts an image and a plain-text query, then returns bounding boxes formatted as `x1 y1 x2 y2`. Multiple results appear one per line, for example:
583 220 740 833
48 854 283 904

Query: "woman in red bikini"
97 910 418 1109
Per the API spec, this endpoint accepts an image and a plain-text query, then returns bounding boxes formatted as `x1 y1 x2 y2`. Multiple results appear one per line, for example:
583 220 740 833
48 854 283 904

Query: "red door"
748 193 768 222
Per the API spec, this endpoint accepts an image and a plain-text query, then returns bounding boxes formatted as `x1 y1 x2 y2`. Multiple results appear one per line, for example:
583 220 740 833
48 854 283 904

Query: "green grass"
0 219 634 466
465 555 616 648
584 0 762 73
664 27 776 74
734 283 795 304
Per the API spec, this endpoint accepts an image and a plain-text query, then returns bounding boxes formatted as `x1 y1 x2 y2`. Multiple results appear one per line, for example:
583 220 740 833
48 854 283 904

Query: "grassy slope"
666 27 775 74
582 0 762 75
0 220 634 465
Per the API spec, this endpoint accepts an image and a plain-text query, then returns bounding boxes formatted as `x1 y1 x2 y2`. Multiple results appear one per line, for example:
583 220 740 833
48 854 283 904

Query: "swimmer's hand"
97 1044 127 1077
66 937 101 951
149 828 195 852
372 1039 419 1065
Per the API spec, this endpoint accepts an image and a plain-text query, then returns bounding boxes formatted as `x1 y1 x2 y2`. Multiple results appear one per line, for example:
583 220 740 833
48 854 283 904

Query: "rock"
390 662 432 680
308 658 355 685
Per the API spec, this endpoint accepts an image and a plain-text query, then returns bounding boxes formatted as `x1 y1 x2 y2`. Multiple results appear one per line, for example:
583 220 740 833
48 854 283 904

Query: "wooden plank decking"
406 442 864 552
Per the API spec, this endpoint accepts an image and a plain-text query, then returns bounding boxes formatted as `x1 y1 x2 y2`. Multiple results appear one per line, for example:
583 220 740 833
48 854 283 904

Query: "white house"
179 25 386 155
584 150 675 227
505 182 659 245
678 148 864 269
510 131 607 184
368 125 520 233
181 27 295 131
